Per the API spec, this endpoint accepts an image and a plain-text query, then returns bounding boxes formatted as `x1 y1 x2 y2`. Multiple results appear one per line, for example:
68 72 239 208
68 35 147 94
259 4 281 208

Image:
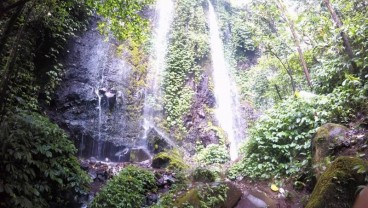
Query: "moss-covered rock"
312 123 349 178
306 156 367 208
151 149 188 170
174 182 240 208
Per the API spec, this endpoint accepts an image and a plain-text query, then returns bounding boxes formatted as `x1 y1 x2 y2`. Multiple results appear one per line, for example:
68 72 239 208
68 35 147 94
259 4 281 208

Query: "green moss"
176 189 201 207
306 156 367 208
151 149 188 171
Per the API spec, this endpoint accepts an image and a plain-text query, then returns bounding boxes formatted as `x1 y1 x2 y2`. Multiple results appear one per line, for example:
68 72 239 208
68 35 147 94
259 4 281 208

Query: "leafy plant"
192 168 218 182
86 0 154 43
162 0 208 140
196 144 230 165
91 165 157 208
229 77 367 180
0 111 90 208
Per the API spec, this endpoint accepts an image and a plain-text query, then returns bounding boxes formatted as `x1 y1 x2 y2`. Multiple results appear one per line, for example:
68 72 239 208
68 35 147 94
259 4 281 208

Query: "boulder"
235 189 277 208
175 182 242 208
224 182 243 208
151 149 187 170
306 156 367 208
146 128 172 154
312 123 349 178
129 148 151 163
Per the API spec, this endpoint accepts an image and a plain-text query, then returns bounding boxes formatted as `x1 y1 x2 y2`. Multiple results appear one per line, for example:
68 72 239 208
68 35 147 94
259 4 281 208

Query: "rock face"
311 123 349 178
184 72 218 154
48 18 143 161
146 128 173 154
306 156 367 208
129 148 151 163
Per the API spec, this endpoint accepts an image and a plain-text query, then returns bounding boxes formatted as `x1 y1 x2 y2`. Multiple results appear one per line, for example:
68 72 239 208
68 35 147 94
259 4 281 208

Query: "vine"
162 0 209 140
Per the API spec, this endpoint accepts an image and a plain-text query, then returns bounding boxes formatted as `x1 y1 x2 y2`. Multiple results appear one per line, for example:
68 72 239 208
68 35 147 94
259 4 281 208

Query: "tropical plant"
0 111 90 208
91 165 157 208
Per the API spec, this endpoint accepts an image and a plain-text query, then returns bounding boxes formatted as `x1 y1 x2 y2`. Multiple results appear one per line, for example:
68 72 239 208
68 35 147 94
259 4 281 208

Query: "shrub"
196 144 230 165
229 77 368 180
192 168 217 183
0 111 90 208
91 165 156 208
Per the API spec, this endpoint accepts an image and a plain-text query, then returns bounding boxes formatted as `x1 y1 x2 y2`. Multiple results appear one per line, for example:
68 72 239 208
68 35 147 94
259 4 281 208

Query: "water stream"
142 0 174 142
208 1 239 160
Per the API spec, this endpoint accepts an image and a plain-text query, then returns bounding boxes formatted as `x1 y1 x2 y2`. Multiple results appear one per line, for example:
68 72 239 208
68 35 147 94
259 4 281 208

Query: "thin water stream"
142 0 174 142
208 1 239 160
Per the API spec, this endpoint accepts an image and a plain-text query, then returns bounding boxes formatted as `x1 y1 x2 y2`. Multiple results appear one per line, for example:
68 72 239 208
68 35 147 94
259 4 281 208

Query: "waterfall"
142 0 174 141
208 1 240 160
94 42 108 159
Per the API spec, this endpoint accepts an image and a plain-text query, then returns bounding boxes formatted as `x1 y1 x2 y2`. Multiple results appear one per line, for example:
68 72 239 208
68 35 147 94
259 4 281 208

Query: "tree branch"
0 0 31 17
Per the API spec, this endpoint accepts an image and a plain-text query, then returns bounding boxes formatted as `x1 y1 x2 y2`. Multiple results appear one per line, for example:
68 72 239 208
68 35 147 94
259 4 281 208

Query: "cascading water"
142 0 174 143
95 60 107 158
52 17 139 162
208 1 240 160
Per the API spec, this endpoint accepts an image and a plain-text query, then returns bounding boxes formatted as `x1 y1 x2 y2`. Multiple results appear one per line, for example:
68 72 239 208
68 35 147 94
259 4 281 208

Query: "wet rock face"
48 17 141 160
146 128 173 154
129 148 151 163
184 72 219 153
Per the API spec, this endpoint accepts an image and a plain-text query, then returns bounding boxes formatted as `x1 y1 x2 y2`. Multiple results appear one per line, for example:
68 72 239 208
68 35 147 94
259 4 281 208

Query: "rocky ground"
76 116 368 208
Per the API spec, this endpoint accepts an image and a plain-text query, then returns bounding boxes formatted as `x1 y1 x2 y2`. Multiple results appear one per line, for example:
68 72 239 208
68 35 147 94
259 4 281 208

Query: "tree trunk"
0 4 33 119
274 84 283 100
323 0 357 74
275 0 313 89
0 4 25 56
268 49 297 93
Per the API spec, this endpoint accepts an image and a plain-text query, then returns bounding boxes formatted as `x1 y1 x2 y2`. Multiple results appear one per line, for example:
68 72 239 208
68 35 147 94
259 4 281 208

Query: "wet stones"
98 88 117 110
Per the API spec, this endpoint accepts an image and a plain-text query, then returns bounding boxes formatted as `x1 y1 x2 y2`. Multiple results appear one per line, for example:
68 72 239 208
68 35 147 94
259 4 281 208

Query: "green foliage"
162 0 208 140
0 0 90 112
196 144 230 165
86 0 154 43
0 111 90 208
229 82 367 180
229 96 319 179
192 168 217 183
91 165 156 208
197 184 228 208
176 183 229 208
155 183 228 208
123 40 149 122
